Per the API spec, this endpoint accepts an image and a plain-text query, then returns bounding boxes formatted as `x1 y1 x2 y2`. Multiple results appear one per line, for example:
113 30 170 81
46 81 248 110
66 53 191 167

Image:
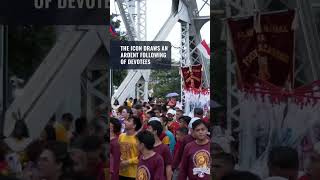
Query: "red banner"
181 64 202 89
228 10 295 88
228 16 257 86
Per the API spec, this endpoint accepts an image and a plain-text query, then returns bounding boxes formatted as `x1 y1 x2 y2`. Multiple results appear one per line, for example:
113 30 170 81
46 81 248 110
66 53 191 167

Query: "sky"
110 0 210 62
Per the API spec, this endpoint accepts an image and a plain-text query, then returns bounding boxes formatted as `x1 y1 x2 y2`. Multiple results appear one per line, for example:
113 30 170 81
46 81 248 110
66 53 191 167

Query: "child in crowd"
136 131 164 180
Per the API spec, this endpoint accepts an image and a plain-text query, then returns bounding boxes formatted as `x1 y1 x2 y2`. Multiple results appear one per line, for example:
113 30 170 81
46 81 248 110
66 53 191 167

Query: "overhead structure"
113 0 149 104
113 0 210 113
3 26 111 139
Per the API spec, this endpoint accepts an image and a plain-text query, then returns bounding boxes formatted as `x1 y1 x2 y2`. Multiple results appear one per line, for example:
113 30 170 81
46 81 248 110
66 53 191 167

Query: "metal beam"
0 26 7 136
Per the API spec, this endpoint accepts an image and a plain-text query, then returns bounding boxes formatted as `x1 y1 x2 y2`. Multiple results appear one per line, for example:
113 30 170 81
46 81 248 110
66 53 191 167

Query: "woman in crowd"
37 141 74 180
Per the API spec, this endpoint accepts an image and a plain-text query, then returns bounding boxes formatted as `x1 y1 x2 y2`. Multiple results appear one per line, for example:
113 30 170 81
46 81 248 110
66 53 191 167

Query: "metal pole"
226 3 232 136
0 25 7 137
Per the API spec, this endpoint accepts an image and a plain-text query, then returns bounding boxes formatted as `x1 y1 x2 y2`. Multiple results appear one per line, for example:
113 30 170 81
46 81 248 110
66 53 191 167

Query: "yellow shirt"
55 123 69 143
162 136 170 145
118 133 139 178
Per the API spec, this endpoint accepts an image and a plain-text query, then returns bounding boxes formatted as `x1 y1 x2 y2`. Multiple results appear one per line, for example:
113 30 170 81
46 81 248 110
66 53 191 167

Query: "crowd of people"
110 97 211 180
212 116 320 180
0 112 108 180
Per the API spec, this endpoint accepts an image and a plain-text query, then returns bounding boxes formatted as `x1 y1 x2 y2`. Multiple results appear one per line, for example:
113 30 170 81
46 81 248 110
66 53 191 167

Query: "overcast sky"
110 0 210 61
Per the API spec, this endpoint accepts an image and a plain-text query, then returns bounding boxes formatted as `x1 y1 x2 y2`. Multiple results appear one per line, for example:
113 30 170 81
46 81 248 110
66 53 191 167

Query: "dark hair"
213 152 236 166
136 131 155 150
90 120 104 133
133 104 142 110
75 117 88 135
176 109 183 114
143 102 148 107
70 137 84 150
110 118 122 134
194 108 204 116
49 115 56 123
82 136 103 152
148 121 163 137
192 119 208 130
177 127 188 135
44 125 56 141
0 141 10 161
133 99 138 105
161 105 167 112
12 120 29 138
221 171 261 180
130 116 142 131
161 115 170 126
26 140 45 162
268 146 299 169
153 106 162 112
62 113 73 122
147 111 156 118
179 116 191 125
122 106 133 115
45 141 74 178
117 106 125 114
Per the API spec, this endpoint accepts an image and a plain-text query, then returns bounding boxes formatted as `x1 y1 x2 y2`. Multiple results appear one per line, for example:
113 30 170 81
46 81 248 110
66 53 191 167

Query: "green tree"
110 14 128 87
150 68 181 99
8 25 56 81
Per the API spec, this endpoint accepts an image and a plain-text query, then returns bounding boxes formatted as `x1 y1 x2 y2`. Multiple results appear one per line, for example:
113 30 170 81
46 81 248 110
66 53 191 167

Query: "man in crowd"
175 110 183 122
172 117 198 172
55 113 74 144
299 142 320 180
147 121 173 180
178 120 210 180
110 118 122 180
174 127 188 160
212 152 235 180
266 146 299 180
118 116 142 180
167 109 179 136
178 116 191 129
136 131 165 180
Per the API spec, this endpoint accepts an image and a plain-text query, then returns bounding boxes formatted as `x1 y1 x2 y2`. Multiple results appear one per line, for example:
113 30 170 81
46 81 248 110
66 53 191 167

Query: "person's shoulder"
183 134 194 143
160 143 170 151
110 137 118 144
154 152 164 161
185 140 196 149
119 133 126 138
162 136 170 144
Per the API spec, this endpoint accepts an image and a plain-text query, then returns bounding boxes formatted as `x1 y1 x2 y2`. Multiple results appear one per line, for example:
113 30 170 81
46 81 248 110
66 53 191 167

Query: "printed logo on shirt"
193 150 210 178
120 143 133 160
136 165 150 180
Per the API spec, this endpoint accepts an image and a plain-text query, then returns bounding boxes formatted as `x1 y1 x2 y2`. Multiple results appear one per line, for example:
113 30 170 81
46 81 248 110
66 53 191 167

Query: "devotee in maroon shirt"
137 149 165 180
154 143 173 178
179 119 211 180
110 137 120 180
178 141 210 180
172 134 195 169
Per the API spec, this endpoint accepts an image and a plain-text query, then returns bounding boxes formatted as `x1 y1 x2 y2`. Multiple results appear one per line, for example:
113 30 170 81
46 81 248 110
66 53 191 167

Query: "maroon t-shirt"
172 134 195 169
110 137 120 180
137 153 165 180
178 141 210 180
154 143 173 178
